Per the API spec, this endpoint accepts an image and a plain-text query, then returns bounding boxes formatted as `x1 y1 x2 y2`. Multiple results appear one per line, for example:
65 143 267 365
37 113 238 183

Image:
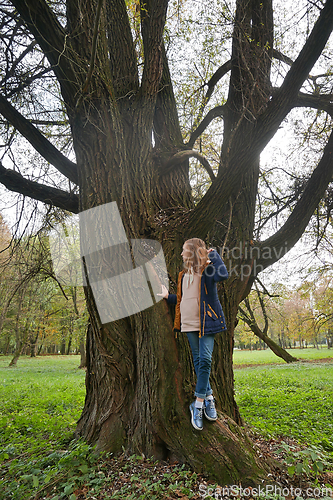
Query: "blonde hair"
183 238 208 273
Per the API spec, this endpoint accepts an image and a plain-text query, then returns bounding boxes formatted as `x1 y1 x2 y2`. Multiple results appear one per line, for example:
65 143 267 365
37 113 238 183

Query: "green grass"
0 355 86 499
234 361 333 453
1 353 333 498
233 347 333 365
0 355 85 457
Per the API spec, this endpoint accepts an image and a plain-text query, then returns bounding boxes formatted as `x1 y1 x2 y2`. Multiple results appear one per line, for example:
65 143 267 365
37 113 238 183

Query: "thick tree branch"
204 60 232 105
9 0 78 105
140 0 169 97
257 129 333 270
0 162 79 213
272 48 293 67
294 91 333 115
192 60 232 128
0 94 78 184
257 0 333 145
272 50 333 85
105 0 139 98
81 0 103 96
162 150 216 181
187 105 226 149
153 42 183 149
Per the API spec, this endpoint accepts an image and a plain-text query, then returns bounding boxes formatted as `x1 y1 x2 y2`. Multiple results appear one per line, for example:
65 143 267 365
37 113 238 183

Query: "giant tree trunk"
71 0 269 484
71 88 265 481
76 296 265 483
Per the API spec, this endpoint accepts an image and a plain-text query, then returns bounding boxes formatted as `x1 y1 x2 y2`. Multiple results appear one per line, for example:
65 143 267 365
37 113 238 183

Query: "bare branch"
0 40 37 87
9 0 78 104
272 49 333 84
162 150 216 181
255 276 279 298
203 60 232 106
192 60 231 127
5 68 54 99
0 94 78 184
0 162 79 213
187 105 226 149
272 48 293 67
257 129 333 270
257 0 333 147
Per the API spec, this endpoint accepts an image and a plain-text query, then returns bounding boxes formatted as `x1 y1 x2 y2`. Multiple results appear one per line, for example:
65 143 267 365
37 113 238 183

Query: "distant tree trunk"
9 326 30 365
9 287 26 367
66 338 72 355
239 297 299 363
37 327 46 355
0 282 24 336
9 340 25 366
254 326 298 362
3 334 11 355
60 325 66 354
30 328 39 357
280 327 287 349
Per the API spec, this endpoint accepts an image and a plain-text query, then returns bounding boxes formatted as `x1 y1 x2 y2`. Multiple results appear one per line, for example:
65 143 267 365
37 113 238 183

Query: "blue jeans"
186 331 215 399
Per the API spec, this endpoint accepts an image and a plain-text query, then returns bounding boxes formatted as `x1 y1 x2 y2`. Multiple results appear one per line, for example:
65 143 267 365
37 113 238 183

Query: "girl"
158 238 228 430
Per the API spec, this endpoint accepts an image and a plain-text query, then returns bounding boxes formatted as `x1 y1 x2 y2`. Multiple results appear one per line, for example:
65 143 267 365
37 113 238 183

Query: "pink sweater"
180 272 200 332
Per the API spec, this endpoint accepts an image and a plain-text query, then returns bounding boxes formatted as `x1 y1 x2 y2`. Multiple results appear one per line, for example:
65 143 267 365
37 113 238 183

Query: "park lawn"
0 353 332 499
233 347 333 365
0 355 85 457
234 361 333 454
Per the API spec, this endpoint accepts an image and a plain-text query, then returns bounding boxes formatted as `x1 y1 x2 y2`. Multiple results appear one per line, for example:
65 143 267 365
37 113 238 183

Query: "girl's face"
181 243 192 262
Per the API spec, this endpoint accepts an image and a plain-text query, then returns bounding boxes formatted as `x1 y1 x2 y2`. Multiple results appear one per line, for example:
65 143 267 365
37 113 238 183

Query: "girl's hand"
207 248 214 253
157 284 169 299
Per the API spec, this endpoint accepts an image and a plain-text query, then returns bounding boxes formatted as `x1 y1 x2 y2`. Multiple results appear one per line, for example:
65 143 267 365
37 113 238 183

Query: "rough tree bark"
2 0 333 484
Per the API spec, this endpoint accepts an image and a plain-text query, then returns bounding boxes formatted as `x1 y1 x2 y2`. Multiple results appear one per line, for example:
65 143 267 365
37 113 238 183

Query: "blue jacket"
167 250 228 336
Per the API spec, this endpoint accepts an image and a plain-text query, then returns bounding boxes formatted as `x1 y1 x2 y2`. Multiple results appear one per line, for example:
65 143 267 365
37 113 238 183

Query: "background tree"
238 285 298 362
0 222 87 361
1 0 333 483
300 275 333 347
